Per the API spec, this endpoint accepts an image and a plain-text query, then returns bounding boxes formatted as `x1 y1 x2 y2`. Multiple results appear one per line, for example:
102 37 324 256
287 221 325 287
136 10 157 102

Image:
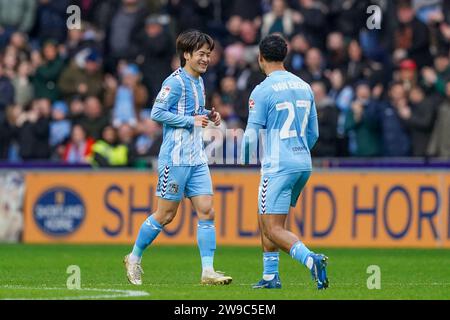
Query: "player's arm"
306 98 319 150
241 122 263 165
241 89 267 165
151 80 195 128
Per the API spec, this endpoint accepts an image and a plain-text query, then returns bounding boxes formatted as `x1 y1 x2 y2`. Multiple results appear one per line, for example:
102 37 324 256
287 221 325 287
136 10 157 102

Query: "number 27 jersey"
248 70 319 176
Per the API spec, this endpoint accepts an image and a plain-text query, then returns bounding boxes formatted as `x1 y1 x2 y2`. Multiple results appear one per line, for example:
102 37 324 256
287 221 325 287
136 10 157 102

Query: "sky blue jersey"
244 70 319 176
151 67 210 166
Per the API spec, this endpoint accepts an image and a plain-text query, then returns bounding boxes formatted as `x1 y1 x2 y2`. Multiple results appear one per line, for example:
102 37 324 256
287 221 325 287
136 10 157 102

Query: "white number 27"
275 100 311 140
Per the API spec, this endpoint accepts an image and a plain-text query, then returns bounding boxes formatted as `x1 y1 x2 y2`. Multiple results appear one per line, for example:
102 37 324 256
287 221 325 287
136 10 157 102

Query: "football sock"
290 241 314 270
262 252 279 281
130 214 162 262
197 219 216 272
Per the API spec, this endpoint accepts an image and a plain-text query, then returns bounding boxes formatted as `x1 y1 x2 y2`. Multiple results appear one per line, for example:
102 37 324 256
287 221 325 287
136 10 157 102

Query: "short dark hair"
176 29 214 67
259 34 288 63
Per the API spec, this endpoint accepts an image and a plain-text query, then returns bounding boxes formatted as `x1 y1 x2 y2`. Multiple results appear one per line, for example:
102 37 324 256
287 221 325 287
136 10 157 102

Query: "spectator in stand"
14 98 51 160
299 47 329 88
345 81 380 157
327 68 354 156
12 60 34 108
219 76 245 125
91 125 129 167
136 15 174 103
49 100 71 157
0 63 14 115
285 33 310 76
106 63 148 128
328 0 369 39
0 107 14 160
399 85 441 156
345 40 370 84
202 40 225 93
292 0 326 49
32 40 65 102
58 48 104 100
261 0 300 39
392 0 433 68
62 124 94 164
67 96 85 125
224 15 243 47
0 0 36 49
310 81 339 157
421 51 450 95
117 123 137 167
79 96 110 140
326 32 348 70
106 0 148 72
34 0 72 44
427 81 450 157
396 59 418 94
378 81 412 157
134 110 163 158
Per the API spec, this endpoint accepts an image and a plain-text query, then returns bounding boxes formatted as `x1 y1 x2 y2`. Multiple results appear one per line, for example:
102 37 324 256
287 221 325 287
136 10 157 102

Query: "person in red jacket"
62 124 94 164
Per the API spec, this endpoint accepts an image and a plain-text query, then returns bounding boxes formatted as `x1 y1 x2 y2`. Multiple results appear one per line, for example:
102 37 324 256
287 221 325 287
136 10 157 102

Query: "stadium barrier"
21 169 450 247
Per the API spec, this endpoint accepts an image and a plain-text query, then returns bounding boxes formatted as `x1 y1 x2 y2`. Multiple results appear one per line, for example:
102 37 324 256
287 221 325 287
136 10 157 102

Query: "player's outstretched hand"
209 107 221 126
194 115 209 128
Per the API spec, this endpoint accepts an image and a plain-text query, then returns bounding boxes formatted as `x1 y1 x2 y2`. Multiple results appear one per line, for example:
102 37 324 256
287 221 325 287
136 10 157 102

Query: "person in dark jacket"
0 63 14 112
78 96 110 140
292 0 327 49
378 82 412 157
392 1 433 68
344 81 380 157
134 15 174 104
0 110 13 159
310 81 339 157
105 0 148 72
32 40 65 102
34 0 72 44
14 98 51 160
398 86 441 156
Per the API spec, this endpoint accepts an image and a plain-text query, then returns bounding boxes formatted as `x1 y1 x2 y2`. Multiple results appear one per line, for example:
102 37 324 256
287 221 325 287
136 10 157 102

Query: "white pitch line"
0 285 149 300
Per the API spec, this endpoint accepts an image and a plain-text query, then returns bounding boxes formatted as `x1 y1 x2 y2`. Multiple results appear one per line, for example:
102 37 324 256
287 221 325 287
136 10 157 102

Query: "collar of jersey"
267 70 287 77
180 67 200 82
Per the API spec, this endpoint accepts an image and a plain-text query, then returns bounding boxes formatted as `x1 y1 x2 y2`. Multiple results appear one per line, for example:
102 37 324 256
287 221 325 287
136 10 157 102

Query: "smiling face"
184 44 212 76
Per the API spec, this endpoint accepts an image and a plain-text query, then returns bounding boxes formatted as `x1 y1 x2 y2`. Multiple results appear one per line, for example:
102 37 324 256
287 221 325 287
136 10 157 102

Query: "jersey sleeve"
247 87 268 126
151 77 194 128
306 91 319 149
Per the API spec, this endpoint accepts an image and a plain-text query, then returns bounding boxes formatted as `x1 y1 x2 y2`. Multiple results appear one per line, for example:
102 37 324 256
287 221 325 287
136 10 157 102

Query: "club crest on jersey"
168 183 179 194
249 99 255 109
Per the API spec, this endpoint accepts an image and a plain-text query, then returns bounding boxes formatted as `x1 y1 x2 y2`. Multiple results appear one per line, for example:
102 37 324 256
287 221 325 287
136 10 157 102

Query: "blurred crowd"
0 0 450 167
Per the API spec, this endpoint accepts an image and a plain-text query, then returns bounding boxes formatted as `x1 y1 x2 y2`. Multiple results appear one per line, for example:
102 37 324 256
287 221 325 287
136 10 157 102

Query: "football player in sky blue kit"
241 34 329 290
124 30 232 286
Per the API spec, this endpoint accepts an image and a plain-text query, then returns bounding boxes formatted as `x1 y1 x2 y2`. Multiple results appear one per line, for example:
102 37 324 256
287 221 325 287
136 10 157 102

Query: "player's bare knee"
198 207 215 221
155 209 177 226
263 224 282 241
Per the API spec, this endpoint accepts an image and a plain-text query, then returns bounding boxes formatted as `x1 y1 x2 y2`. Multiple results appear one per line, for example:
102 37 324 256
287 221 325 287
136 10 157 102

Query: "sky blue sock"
290 241 312 268
197 220 216 270
263 252 279 277
131 214 162 258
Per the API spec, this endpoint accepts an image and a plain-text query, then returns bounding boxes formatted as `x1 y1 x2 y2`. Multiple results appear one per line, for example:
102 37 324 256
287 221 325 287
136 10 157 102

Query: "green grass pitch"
0 244 449 300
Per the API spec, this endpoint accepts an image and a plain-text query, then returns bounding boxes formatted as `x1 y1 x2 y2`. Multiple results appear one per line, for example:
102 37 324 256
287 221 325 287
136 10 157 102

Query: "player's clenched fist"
194 115 209 128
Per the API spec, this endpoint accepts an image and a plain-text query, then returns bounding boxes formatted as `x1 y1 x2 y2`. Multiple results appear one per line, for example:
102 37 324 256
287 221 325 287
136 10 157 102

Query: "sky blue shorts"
156 163 213 201
258 171 311 214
